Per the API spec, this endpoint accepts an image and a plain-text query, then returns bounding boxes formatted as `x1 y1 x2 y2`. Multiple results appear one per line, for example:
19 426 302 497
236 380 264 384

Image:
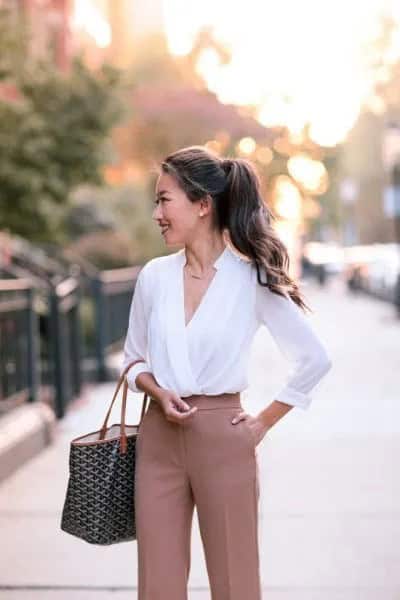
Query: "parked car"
302 242 345 283
344 243 400 303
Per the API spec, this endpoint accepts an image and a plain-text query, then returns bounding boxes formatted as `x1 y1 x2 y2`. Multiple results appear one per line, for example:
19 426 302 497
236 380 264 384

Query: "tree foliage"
0 7 125 243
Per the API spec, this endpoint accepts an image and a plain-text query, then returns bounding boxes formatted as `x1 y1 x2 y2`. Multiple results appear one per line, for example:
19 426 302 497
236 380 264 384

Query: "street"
0 276 398 599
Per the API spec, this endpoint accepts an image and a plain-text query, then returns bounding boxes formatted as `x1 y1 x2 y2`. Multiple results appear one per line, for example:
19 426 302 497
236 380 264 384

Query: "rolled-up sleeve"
120 262 153 393
255 281 332 410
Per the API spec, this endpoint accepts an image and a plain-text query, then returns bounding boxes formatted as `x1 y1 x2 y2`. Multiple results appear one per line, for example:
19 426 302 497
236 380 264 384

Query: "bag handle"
99 358 150 454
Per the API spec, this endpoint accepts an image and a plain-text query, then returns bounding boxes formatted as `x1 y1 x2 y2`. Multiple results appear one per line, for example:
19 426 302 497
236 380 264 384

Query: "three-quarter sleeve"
120 262 153 393
255 279 332 410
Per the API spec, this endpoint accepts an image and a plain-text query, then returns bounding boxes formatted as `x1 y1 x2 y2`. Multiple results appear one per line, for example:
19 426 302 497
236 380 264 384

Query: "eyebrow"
156 190 172 197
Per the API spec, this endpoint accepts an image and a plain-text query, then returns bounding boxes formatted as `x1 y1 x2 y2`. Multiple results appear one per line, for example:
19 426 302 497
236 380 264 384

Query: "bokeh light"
163 0 400 147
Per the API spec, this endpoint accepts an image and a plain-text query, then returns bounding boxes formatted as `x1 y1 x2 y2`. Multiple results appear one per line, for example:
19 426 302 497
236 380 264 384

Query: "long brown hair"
158 145 312 313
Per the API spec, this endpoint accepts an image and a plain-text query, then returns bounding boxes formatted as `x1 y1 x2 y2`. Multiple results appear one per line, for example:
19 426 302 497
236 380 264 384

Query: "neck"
183 237 226 274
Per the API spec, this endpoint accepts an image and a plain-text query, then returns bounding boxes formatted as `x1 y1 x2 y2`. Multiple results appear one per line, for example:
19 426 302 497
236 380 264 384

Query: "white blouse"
120 244 332 410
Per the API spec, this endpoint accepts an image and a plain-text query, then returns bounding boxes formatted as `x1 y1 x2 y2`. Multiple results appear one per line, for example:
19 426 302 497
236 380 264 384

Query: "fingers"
175 398 191 412
166 406 197 423
165 398 198 423
231 411 247 424
169 406 198 421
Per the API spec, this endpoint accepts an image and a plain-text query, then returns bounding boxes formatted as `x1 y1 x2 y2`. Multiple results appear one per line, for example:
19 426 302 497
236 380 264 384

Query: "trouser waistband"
150 391 241 410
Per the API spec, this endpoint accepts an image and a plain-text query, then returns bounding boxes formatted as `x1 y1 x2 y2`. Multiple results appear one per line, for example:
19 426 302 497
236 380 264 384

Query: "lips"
160 225 169 234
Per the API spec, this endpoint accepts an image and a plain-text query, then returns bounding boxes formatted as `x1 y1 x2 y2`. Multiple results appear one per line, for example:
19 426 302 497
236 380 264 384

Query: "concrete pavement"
0 276 399 599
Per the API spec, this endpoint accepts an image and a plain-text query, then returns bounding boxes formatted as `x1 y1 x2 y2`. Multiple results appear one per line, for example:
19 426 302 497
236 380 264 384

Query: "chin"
162 232 179 245
163 237 183 249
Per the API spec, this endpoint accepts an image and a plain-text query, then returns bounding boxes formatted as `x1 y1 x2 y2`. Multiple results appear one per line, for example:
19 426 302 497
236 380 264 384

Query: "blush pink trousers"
134 391 262 600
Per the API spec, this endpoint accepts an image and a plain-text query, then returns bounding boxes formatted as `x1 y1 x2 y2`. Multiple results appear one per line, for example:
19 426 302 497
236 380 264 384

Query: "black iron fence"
91 266 140 382
0 279 39 415
0 265 140 419
49 277 82 418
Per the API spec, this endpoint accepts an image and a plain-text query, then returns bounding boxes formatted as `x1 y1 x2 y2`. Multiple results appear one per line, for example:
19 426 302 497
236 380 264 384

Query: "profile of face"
153 172 211 247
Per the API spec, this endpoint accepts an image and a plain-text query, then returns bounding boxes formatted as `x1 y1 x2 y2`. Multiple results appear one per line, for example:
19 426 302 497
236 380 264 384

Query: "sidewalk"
0 277 399 599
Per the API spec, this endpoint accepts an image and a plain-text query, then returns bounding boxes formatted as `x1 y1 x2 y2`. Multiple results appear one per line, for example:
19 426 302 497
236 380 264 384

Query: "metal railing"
90 265 139 382
0 264 141 418
0 279 39 415
49 277 82 418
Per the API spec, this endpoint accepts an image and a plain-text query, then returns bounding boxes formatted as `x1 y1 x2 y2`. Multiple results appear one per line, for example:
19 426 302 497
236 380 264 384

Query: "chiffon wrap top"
120 244 332 410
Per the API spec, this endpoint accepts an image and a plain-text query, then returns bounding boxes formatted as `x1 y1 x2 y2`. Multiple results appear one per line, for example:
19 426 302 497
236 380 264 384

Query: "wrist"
257 412 273 431
135 372 165 404
151 387 170 406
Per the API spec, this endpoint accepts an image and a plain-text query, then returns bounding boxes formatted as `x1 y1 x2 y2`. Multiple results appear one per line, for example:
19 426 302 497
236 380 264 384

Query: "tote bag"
60 358 149 545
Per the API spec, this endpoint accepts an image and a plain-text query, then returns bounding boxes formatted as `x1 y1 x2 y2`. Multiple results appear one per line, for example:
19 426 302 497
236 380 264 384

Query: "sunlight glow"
72 0 111 48
273 176 302 221
237 137 257 156
287 155 328 195
163 0 400 147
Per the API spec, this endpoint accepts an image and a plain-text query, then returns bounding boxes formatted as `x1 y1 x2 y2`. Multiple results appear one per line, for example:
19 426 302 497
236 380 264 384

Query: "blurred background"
0 1 399 599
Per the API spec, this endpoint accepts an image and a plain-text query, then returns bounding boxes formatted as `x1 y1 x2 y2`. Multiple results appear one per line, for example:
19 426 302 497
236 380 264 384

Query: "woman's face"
153 172 207 247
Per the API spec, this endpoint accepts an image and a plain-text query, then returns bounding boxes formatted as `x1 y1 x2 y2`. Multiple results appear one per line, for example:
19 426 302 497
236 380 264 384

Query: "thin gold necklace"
183 245 226 279
184 265 215 280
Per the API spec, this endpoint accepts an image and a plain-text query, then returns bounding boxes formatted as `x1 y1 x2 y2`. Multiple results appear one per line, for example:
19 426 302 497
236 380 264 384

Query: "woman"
121 145 332 599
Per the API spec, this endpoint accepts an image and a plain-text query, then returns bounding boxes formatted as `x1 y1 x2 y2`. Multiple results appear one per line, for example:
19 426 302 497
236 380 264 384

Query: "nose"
152 203 163 221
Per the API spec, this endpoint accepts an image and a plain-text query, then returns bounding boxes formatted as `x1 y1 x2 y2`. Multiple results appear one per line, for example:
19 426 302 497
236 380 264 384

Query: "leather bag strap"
99 358 150 453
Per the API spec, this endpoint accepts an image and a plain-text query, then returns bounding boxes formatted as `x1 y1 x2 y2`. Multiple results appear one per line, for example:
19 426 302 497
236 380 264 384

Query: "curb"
0 402 56 483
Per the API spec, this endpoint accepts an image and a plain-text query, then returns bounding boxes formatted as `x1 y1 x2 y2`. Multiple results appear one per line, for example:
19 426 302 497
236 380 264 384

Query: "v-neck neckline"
179 245 230 330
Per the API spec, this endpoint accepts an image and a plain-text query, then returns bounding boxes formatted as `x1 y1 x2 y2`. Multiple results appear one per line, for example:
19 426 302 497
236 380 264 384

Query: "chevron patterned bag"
60 359 149 545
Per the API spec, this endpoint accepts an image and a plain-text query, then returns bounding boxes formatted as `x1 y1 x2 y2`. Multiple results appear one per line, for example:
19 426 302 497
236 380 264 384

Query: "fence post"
70 283 83 395
50 289 66 418
92 276 108 382
26 286 39 403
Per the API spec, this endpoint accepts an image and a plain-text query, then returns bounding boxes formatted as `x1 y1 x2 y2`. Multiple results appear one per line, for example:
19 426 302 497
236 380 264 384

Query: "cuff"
125 362 152 393
274 386 312 411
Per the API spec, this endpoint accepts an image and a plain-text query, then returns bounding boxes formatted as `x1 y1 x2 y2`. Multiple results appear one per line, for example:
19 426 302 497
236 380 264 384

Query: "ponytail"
220 157 312 312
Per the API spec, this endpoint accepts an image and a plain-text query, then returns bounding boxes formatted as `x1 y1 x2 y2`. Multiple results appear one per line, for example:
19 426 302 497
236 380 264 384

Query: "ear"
199 194 213 215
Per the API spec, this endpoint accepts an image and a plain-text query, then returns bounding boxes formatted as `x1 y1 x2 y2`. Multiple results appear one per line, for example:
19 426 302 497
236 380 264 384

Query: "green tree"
0 7 125 243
